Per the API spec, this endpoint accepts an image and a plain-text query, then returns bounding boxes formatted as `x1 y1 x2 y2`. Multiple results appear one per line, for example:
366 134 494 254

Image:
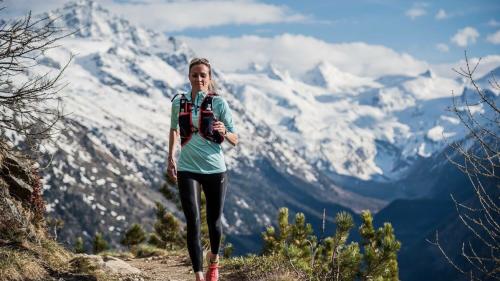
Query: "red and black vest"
175 92 225 146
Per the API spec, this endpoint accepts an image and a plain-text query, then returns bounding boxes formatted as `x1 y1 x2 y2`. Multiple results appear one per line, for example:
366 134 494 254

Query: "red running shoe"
205 252 219 281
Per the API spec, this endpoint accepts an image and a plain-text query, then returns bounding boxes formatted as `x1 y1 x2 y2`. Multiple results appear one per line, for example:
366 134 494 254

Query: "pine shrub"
148 202 185 249
92 232 109 254
74 236 85 254
223 242 234 258
121 223 146 248
261 207 401 281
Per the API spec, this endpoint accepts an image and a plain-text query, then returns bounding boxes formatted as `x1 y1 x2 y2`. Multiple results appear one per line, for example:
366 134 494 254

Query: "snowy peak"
246 62 265 72
264 63 291 81
303 61 331 88
155 37 197 74
242 62 291 81
419 69 435 78
35 1 196 99
47 0 155 46
477 66 500 93
303 61 379 91
167 36 193 54
487 66 500 79
263 63 289 81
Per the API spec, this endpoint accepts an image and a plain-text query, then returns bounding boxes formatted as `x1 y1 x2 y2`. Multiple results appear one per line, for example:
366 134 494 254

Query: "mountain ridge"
14 0 385 255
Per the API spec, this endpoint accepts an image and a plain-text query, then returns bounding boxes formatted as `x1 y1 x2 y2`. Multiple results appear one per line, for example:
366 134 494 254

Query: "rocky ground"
64 251 245 281
127 253 235 281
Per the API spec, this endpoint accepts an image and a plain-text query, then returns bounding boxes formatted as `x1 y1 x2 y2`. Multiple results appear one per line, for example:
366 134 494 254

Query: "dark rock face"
0 153 40 243
1 155 34 202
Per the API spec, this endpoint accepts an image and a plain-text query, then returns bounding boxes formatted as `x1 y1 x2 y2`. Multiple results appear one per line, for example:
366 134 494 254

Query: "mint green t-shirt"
170 90 235 174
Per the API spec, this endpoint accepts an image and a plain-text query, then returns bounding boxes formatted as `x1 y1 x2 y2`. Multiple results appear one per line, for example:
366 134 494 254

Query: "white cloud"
436 43 449 52
435 9 448 20
405 3 427 20
488 19 500 27
180 33 429 78
1 0 309 32
486 30 500 44
106 0 308 32
451 27 480 47
1 0 67 18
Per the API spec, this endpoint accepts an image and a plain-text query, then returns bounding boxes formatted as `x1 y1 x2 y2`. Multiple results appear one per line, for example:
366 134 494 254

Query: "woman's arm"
224 130 238 146
168 95 181 182
167 128 179 182
213 121 238 146
214 97 237 146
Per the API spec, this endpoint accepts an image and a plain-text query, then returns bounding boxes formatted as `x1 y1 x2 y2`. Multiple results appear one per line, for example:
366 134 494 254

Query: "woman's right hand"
167 158 177 184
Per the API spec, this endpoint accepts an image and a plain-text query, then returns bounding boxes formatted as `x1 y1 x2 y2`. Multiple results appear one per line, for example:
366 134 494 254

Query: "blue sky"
167 0 499 64
3 0 499 77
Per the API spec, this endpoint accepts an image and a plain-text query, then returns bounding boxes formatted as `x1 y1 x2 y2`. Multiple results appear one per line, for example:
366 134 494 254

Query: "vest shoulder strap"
201 94 217 110
171 92 192 102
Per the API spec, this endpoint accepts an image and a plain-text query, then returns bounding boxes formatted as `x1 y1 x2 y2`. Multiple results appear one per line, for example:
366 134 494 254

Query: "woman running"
167 57 238 281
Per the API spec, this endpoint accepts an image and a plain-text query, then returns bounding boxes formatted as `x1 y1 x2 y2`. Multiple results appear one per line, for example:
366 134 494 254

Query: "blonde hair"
189 57 217 92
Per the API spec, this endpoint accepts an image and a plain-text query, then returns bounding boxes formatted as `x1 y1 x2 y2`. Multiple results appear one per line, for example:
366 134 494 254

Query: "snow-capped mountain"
303 61 380 92
225 59 497 183
8 0 498 254
225 63 463 181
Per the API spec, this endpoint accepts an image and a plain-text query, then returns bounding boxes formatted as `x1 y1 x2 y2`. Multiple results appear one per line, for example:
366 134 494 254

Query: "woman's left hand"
213 121 227 136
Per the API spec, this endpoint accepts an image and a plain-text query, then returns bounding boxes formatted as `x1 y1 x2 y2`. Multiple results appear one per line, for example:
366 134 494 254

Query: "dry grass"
131 243 170 258
98 249 135 260
0 247 46 281
0 238 73 281
0 238 120 281
38 238 72 271
222 254 303 281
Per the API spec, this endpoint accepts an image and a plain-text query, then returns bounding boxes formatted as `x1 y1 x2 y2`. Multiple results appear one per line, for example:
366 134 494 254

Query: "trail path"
125 252 240 281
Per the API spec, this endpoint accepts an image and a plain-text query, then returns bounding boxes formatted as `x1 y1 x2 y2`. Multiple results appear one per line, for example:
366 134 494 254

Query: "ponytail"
208 80 217 92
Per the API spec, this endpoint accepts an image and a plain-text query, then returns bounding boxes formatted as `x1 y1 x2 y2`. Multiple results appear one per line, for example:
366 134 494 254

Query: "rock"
0 177 35 242
4 174 34 201
0 155 34 202
71 254 143 278
102 256 142 275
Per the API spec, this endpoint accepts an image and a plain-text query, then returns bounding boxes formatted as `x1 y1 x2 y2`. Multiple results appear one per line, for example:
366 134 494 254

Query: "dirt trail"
126 252 239 281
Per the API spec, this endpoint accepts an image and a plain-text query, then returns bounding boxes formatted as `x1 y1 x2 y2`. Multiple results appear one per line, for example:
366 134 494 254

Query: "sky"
3 0 500 77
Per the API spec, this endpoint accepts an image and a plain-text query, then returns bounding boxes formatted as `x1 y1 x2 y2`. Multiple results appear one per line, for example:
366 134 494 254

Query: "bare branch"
436 51 500 281
0 5 73 160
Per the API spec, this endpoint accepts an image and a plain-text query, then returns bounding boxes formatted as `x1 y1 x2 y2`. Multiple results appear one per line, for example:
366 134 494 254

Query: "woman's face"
189 64 211 93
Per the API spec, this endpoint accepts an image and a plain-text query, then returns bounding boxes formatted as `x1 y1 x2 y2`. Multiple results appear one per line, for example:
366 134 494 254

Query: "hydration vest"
174 92 225 146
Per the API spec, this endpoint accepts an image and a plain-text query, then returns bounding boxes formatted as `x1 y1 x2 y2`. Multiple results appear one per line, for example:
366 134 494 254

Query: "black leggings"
177 171 227 272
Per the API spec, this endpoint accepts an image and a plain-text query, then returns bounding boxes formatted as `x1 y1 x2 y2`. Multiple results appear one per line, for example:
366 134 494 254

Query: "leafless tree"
429 52 499 281
0 2 72 159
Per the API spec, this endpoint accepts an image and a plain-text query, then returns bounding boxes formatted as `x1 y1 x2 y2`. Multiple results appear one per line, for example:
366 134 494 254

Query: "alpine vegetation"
225 207 400 281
